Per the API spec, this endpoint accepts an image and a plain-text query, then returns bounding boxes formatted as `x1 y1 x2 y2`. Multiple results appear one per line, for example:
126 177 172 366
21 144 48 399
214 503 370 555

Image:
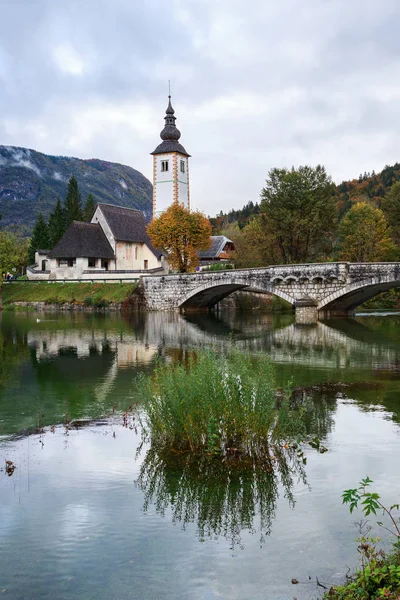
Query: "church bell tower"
151 96 191 215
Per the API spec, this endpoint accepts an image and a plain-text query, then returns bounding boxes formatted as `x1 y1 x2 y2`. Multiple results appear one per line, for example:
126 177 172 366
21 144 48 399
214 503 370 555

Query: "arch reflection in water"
135 446 309 549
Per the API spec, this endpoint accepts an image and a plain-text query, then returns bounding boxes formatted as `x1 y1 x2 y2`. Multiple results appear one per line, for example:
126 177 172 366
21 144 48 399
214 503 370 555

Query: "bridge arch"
178 280 295 310
318 276 400 314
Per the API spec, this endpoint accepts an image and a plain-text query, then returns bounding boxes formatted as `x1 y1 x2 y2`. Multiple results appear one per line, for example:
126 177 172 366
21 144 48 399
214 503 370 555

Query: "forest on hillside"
210 162 400 233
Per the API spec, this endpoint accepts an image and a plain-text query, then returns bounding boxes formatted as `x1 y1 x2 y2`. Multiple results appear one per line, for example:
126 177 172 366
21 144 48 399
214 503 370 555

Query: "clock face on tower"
151 96 191 216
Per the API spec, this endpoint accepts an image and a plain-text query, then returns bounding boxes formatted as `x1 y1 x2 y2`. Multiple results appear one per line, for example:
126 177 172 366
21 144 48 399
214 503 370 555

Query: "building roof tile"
48 222 115 259
97 203 164 259
198 236 234 259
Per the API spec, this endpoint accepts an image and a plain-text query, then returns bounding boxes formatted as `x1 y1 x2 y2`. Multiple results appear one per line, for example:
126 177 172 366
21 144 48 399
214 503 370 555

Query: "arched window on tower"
161 160 169 172
180 160 185 173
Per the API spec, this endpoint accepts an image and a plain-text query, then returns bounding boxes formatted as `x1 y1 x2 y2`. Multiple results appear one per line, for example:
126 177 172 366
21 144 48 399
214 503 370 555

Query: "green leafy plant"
342 477 400 537
323 478 400 599
206 415 221 455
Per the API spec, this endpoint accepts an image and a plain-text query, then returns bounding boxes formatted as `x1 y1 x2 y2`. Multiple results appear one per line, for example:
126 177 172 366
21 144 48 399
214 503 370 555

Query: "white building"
151 96 190 215
28 204 167 280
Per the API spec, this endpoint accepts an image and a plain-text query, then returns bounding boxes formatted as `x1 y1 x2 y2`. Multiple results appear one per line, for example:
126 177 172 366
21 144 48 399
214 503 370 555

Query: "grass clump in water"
139 349 314 462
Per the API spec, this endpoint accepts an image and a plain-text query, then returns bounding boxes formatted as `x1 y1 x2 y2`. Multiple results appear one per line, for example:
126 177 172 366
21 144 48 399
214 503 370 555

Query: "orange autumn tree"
148 203 212 273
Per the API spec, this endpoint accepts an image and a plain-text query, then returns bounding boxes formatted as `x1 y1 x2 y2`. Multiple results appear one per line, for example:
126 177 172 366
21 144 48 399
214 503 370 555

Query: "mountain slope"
336 163 400 216
0 146 152 231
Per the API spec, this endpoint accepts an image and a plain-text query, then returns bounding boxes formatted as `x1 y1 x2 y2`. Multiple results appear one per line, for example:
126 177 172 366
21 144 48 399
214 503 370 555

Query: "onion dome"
151 96 190 157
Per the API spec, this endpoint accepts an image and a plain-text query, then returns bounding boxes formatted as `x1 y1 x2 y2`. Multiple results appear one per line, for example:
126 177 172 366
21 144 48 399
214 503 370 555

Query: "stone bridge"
141 262 400 320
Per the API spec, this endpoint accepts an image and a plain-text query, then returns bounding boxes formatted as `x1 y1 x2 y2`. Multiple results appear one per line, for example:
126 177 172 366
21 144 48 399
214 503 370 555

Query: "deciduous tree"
260 165 336 263
147 203 212 273
338 202 396 261
221 217 280 268
382 181 400 245
0 231 29 275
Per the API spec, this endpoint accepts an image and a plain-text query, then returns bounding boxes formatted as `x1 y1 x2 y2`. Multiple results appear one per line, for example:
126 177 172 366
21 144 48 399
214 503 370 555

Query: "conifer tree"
48 197 65 247
64 176 83 228
28 213 50 265
83 193 96 221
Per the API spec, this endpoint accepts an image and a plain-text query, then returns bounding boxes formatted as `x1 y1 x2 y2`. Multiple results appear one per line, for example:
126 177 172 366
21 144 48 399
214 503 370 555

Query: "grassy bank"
1 282 138 307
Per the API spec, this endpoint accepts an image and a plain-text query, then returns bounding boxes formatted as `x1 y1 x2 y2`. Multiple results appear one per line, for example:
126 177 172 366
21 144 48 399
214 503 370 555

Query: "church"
28 96 233 280
151 95 191 215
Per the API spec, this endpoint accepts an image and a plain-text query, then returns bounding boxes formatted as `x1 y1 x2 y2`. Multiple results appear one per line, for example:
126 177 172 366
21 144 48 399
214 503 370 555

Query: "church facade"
27 95 194 281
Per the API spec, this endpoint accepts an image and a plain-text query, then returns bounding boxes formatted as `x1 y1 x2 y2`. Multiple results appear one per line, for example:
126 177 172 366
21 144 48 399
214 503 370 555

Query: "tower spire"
161 94 180 140
150 93 191 214
151 94 190 156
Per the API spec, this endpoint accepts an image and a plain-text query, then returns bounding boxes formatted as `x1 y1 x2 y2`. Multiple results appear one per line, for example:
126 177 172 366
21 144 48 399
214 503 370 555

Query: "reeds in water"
138 350 312 460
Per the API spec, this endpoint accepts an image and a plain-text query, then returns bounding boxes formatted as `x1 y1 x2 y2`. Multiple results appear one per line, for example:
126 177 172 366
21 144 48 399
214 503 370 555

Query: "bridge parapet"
348 262 400 283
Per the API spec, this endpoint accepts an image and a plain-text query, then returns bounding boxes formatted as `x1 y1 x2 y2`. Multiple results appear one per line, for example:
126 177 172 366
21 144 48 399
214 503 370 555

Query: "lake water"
0 310 399 599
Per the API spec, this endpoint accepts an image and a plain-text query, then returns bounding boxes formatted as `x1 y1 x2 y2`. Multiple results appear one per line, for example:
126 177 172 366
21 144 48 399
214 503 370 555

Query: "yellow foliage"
339 202 397 261
147 203 212 273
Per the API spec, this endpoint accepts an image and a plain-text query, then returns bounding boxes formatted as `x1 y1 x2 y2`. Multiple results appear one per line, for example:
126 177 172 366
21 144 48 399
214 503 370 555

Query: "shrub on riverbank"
138 350 317 461
323 477 400 599
324 547 400 600
2 282 138 306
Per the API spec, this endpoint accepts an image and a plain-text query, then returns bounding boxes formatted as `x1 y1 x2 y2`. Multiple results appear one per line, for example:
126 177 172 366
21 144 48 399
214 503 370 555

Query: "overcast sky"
1 0 400 215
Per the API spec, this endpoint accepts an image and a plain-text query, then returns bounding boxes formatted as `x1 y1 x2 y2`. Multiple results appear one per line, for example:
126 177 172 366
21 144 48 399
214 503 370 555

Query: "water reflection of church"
26 313 399 374
28 328 158 366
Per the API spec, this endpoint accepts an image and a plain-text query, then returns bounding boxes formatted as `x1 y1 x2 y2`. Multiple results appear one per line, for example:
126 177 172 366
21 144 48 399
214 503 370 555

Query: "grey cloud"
0 146 42 176
1 0 400 214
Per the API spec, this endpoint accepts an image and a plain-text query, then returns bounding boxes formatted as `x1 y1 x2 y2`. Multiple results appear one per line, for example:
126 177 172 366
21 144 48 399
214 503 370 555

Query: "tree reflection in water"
136 444 309 549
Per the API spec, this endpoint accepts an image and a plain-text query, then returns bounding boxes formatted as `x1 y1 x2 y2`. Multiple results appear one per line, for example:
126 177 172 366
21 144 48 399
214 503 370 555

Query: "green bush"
325 541 400 599
138 349 318 461
203 263 234 271
93 299 111 308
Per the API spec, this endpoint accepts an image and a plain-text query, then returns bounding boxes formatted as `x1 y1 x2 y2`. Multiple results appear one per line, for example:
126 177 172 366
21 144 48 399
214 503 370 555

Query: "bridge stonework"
141 262 400 320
